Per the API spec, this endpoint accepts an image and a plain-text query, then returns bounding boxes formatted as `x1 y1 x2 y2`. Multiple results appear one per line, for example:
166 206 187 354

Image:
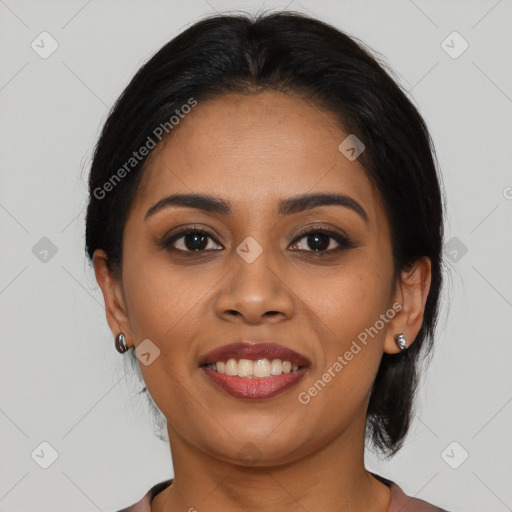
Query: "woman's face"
96 90 425 466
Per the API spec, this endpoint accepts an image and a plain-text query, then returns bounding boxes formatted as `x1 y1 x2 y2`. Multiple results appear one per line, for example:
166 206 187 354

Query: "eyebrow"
144 192 369 224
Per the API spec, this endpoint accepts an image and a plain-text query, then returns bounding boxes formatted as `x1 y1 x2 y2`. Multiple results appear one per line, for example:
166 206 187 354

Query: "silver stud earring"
394 333 407 351
115 333 128 354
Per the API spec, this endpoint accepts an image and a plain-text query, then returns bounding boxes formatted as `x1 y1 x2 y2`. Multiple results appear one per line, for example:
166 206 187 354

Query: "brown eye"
290 227 356 253
162 229 223 252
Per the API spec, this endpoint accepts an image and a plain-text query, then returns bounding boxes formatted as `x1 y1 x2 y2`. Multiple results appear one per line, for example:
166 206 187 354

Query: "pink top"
116 472 450 511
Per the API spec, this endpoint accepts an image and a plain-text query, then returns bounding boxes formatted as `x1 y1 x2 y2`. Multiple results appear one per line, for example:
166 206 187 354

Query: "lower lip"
201 367 307 399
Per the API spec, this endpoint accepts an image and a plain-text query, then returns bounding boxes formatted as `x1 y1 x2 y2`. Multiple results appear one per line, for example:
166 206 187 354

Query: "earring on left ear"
115 333 129 354
394 333 408 351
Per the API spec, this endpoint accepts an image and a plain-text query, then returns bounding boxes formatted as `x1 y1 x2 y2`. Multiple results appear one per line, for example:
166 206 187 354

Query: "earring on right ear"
115 333 129 354
394 333 407 351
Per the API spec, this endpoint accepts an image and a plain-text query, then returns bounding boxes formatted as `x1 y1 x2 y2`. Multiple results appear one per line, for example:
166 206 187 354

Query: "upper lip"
199 342 311 368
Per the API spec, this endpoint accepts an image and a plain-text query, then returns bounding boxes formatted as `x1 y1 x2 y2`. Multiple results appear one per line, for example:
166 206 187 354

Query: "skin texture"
93 91 431 512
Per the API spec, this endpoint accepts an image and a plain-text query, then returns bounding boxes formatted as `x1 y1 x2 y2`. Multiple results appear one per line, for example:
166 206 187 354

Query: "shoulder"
116 479 173 512
117 475 452 512
385 477 451 512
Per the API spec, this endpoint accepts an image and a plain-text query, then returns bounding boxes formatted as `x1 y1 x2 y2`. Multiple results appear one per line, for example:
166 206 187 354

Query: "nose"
214 244 295 325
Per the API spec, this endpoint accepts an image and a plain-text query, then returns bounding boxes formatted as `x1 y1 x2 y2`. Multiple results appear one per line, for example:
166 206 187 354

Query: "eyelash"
158 225 356 256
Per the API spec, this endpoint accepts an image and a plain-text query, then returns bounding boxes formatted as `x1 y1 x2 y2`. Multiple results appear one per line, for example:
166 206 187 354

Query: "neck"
152 412 391 512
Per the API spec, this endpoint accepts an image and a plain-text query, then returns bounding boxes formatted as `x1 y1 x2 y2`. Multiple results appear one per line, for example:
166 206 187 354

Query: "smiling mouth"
200 358 305 379
198 342 310 399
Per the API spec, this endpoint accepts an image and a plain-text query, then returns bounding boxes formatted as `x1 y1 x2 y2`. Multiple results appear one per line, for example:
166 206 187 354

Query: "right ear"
92 249 134 348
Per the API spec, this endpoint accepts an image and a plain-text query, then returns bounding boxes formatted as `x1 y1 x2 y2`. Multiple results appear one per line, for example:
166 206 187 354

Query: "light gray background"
1 0 511 511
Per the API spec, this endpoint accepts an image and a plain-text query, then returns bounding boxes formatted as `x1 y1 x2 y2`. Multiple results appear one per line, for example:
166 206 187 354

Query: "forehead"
132 91 384 226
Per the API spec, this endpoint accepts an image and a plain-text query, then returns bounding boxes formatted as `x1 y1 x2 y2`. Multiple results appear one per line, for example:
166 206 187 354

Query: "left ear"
384 256 432 354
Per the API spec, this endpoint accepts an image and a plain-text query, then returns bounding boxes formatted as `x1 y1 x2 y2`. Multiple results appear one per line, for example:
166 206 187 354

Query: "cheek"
295 270 390 429
300 252 392 342
121 256 207 419
296 250 393 408
122 250 239 415
122 252 206 353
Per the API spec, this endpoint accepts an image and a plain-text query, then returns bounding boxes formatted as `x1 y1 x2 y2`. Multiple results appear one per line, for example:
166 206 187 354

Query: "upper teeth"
207 358 300 378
